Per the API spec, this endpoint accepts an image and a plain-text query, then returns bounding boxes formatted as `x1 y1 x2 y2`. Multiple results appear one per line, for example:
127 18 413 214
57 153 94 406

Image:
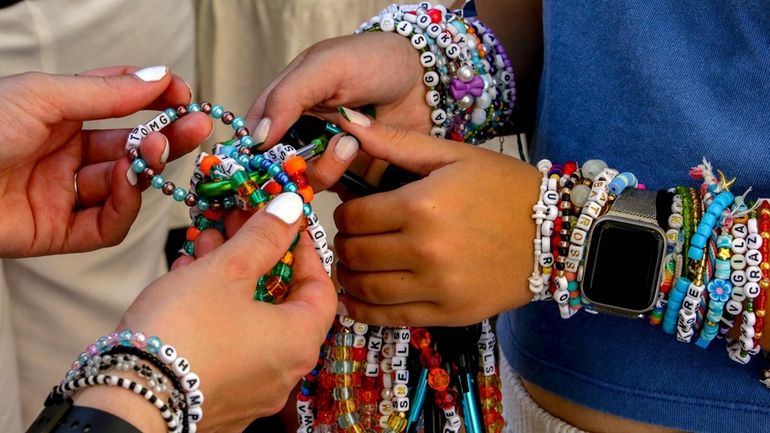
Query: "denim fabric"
501 1 770 432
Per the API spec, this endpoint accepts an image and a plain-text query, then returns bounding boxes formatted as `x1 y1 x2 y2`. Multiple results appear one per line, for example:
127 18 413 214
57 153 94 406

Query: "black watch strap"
26 399 142 433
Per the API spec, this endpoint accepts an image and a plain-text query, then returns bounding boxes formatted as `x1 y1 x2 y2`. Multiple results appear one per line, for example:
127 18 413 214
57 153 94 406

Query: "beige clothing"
0 0 196 430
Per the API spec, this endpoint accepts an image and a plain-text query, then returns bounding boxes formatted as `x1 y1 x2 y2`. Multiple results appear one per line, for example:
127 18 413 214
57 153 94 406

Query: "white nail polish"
126 167 138 186
265 192 303 224
160 137 170 164
339 107 371 127
254 118 271 145
334 135 359 162
133 65 168 82
337 301 349 316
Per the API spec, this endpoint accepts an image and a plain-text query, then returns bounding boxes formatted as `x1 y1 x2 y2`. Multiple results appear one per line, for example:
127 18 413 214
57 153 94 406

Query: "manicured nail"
265 192 303 224
133 65 168 82
338 106 371 127
334 134 359 162
336 300 349 316
160 136 170 164
125 167 138 186
254 118 271 145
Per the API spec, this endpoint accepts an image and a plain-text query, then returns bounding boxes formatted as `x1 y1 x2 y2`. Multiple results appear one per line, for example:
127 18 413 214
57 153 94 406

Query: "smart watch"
580 188 667 317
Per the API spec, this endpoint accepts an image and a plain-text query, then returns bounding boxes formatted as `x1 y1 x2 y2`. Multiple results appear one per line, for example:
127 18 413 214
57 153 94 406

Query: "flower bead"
708 279 732 303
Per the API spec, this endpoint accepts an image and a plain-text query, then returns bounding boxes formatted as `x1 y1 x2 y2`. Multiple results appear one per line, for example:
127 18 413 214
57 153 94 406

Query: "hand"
246 32 430 190
0 66 212 257
75 193 337 432
332 112 542 326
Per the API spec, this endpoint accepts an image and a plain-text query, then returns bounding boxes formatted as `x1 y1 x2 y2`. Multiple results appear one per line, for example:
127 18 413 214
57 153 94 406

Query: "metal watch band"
26 400 142 433
605 188 659 224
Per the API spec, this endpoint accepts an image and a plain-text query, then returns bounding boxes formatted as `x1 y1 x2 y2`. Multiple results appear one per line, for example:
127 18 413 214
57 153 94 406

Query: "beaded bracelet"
58 373 181 432
59 330 201 433
126 103 334 304
356 2 514 144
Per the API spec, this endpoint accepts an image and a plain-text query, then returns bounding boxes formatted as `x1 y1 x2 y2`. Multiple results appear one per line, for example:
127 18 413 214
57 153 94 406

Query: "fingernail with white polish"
126 167 138 186
254 118 271 145
338 106 371 127
265 192 304 224
133 65 168 82
160 137 170 164
334 134 359 162
336 300 349 317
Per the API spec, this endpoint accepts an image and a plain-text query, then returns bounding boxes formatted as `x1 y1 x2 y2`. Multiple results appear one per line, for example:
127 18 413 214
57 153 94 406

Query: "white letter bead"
172 357 191 377
411 33 427 49
353 335 367 348
182 372 200 392
731 237 747 254
427 23 442 38
159 345 177 364
381 17 396 32
353 322 369 335
391 356 407 370
747 266 763 282
431 108 447 124
543 190 559 205
403 12 417 23
417 14 431 28
747 233 762 249
568 244 584 261
367 350 380 364
732 223 747 238
539 252 555 268
425 89 441 107
394 369 409 384
748 218 759 234
396 21 413 36
541 220 554 237
395 342 409 356
394 397 410 412
436 32 452 48
743 311 757 326
745 282 761 298
746 250 762 266
365 362 380 377
576 214 593 232
583 202 603 218
187 390 204 407
731 254 747 270
145 112 171 133
570 229 587 246
423 71 439 88
393 329 410 342
188 406 203 423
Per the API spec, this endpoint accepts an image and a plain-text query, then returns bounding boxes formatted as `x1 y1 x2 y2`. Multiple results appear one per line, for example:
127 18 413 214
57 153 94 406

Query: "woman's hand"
331 112 542 326
76 193 337 432
246 32 430 190
0 66 212 257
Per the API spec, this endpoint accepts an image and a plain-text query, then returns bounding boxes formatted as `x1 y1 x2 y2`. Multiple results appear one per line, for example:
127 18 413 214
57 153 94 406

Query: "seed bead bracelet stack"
124 102 334 304
50 330 202 432
530 158 770 388
356 2 515 144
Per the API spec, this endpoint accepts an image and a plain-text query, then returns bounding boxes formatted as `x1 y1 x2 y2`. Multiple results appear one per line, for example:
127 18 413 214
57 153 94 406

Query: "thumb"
41 65 173 121
206 192 306 281
336 106 464 176
280 233 337 332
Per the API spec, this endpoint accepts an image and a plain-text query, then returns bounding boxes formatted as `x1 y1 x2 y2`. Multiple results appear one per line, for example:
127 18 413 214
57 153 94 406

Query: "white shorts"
500 354 587 433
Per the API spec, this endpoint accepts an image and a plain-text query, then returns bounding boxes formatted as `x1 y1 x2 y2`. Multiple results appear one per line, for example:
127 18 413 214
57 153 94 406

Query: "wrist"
72 386 164 433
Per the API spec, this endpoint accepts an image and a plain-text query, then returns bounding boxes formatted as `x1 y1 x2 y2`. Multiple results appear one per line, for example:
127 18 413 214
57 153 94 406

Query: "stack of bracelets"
355 2 515 143
529 157 770 387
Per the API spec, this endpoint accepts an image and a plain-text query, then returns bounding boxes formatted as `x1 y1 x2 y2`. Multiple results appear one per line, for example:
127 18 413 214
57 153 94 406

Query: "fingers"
305 133 359 190
78 65 193 111
29 66 174 122
340 295 441 327
82 112 212 165
336 264 423 305
333 190 407 235
76 131 172 207
203 193 306 283
334 232 413 271
281 234 337 331
65 158 141 251
336 106 465 176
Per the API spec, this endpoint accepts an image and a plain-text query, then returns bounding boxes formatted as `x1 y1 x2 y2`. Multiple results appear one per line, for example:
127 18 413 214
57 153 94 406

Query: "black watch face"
582 218 665 313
